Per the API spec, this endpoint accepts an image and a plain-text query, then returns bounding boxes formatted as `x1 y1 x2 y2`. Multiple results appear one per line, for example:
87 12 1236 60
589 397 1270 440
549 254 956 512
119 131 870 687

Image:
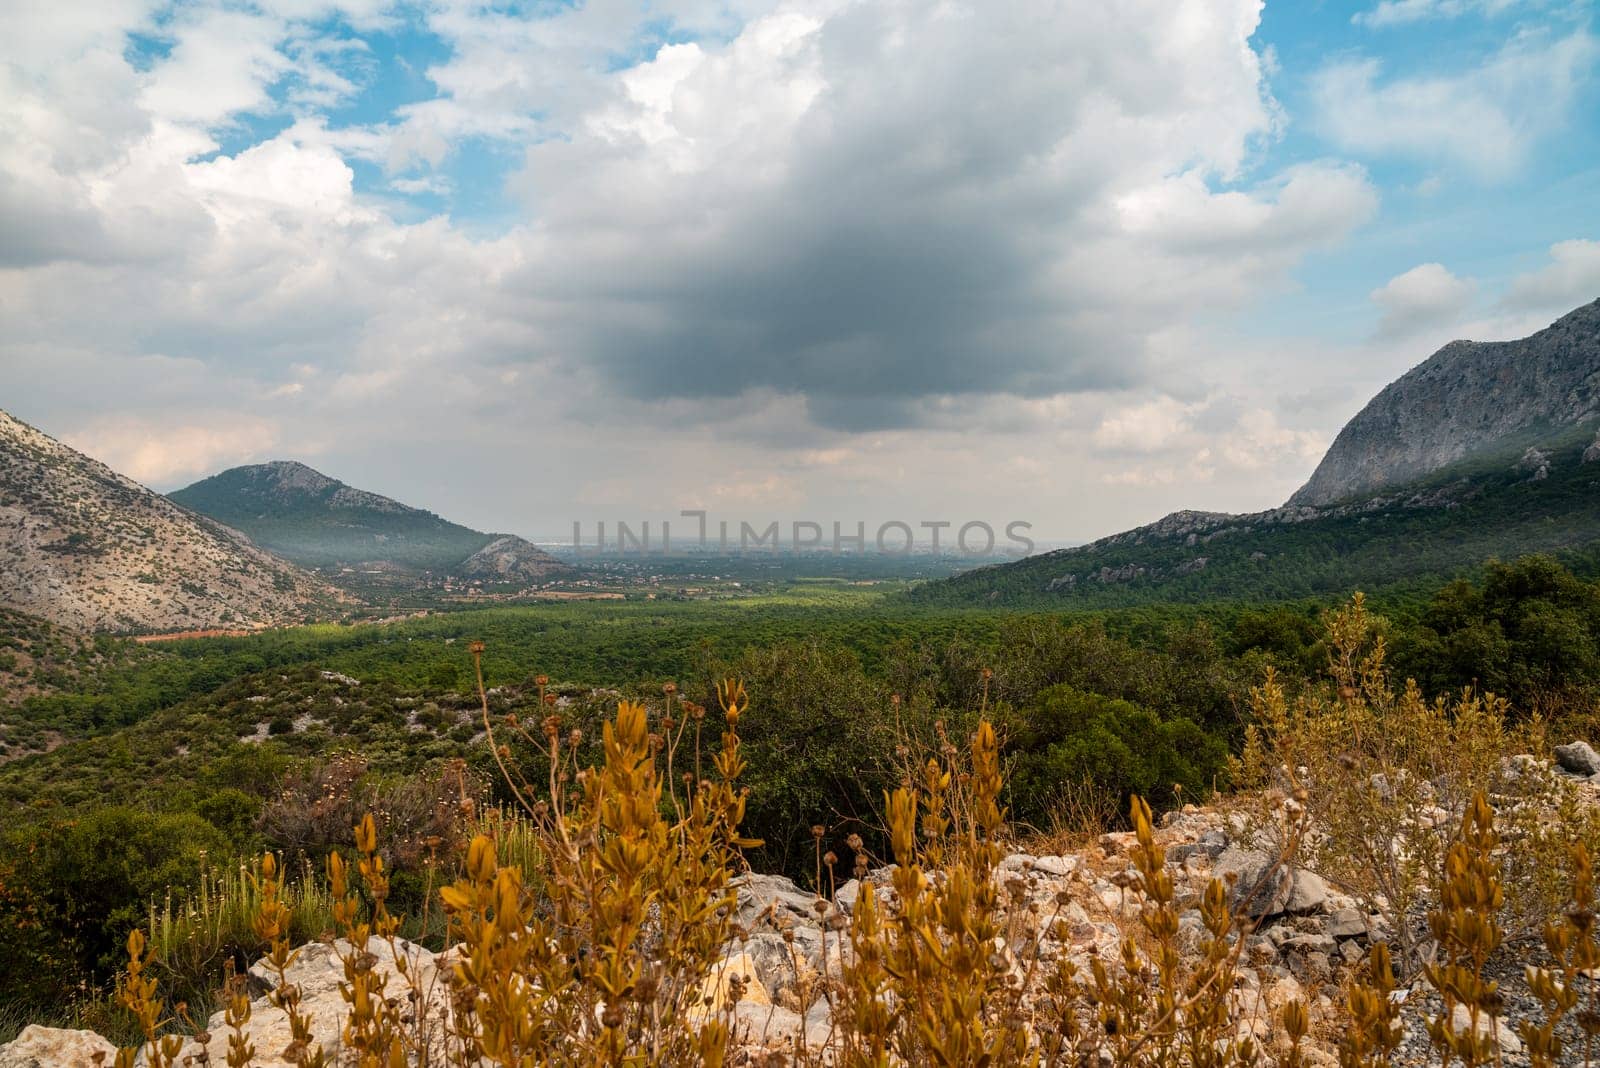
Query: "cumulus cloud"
491 1 1375 429
1371 263 1477 337
65 413 284 485
1503 239 1600 312
0 0 1463 538
2 0 1380 424
1092 397 1198 456
1086 393 1323 491
1311 28 1597 179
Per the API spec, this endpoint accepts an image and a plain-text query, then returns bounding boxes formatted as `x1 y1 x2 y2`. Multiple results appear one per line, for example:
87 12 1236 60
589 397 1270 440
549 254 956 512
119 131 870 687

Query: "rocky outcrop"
1290 299 1600 506
452 535 568 585
0 410 346 633
1584 430 1600 464
1517 447 1552 481
0 1026 116 1068
1214 847 1330 918
1555 739 1600 777
176 938 454 1068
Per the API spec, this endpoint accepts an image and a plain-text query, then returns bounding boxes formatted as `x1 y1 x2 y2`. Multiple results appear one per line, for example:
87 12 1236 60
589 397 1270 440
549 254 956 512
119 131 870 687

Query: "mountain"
454 534 568 584
0 411 345 632
169 461 568 583
918 298 1600 608
1291 299 1600 506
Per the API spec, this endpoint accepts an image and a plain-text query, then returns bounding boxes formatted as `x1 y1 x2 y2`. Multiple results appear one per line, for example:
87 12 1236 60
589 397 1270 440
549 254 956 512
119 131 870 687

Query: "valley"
10 5 1600 1062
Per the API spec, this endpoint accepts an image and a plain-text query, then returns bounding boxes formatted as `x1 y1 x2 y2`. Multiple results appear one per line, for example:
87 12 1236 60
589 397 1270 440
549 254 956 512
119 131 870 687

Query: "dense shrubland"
35 621 1600 1067
4 555 1600 1042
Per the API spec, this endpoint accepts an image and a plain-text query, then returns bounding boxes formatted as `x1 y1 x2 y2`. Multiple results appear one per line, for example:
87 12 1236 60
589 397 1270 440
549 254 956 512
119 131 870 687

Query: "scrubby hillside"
4 602 1599 1067
0 411 346 633
917 423 1600 607
170 462 568 583
452 534 567 584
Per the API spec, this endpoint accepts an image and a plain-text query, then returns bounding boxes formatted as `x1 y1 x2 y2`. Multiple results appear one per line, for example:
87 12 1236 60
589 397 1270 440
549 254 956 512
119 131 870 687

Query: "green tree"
1000 685 1227 830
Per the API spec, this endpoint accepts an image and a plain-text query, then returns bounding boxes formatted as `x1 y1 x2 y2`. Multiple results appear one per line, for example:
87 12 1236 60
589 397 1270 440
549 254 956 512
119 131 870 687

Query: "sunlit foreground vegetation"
16 597 1592 1067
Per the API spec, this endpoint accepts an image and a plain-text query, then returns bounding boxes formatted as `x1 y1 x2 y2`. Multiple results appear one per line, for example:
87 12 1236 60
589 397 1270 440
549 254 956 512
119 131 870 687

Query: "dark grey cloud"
494 0 1374 430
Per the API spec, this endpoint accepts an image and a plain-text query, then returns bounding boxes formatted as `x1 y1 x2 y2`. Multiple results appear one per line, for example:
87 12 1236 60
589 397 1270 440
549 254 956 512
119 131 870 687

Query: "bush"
256 755 483 878
1001 685 1228 829
1393 555 1600 715
1237 593 1600 971
694 639 913 882
0 807 229 1006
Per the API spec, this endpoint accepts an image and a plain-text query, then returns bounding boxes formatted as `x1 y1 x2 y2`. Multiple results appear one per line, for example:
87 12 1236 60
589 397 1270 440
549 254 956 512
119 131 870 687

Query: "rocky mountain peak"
1289 298 1600 507
198 462 414 515
255 460 341 494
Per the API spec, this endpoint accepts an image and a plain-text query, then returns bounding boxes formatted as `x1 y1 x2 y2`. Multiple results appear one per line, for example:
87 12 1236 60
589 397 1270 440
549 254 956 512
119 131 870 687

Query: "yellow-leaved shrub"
106 612 1600 1068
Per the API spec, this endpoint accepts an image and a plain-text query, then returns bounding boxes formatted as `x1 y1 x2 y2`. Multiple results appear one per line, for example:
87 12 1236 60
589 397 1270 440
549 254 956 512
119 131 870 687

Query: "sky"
2 0 1598 544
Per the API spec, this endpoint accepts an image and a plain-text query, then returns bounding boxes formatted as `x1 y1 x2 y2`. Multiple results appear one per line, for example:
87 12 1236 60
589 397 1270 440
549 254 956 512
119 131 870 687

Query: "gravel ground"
1385 935 1598 1067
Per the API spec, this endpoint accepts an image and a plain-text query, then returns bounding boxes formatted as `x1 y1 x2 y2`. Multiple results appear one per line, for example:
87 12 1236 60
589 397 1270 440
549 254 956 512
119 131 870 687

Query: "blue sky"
1 0 1597 540
1250 0 1600 340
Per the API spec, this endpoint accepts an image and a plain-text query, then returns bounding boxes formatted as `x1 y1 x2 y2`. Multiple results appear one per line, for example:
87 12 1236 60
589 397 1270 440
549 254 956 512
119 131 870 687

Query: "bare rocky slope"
1290 298 1600 507
0 410 346 633
453 533 567 584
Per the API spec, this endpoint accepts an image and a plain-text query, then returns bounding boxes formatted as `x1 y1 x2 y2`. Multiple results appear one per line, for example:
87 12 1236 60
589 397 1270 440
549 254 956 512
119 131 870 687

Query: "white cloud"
1092 397 1197 455
1371 263 1477 337
493 0 1376 428
1354 0 1531 28
65 413 284 485
1216 408 1325 472
1087 394 1323 493
1312 29 1597 179
139 8 294 126
1503 239 1600 312
389 174 450 196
